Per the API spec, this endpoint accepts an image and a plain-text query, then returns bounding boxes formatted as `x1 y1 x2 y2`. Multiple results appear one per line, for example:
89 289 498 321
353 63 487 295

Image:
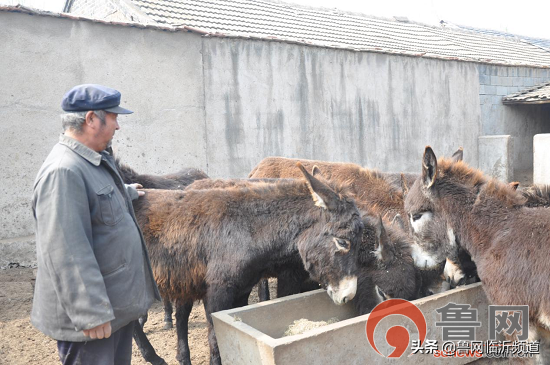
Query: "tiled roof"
503 81 550 104
449 23 550 52
127 0 550 67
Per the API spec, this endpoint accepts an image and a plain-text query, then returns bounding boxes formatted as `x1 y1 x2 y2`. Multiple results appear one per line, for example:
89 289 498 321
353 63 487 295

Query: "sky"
288 0 550 39
1 0 549 39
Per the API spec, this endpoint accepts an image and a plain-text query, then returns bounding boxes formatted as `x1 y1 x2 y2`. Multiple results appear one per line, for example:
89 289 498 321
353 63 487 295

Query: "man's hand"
83 321 112 339
128 183 145 197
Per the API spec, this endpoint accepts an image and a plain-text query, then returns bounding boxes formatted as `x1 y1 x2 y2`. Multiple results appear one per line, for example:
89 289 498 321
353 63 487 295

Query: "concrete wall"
0 11 205 267
478 65 550 182
478 135 513 182
534 134 550 185
1 9 544 266
202 38 481 178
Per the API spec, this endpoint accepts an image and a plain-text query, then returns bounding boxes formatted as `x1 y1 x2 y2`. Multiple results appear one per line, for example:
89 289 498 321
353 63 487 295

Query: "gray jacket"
31 134 160 341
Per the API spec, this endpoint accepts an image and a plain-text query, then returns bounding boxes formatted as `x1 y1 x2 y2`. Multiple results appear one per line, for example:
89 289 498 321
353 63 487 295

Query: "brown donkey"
519 184 550 208
250 156 465 300
133 164 363 365
113 158 209 365
181 179 420 313
404 147 550 362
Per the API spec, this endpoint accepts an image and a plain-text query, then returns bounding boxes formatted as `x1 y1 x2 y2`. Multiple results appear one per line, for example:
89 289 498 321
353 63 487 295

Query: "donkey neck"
441 180 522 259
222 182 332 251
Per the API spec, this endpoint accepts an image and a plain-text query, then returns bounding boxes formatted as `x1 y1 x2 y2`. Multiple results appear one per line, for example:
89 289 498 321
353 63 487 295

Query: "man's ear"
85 111 95 127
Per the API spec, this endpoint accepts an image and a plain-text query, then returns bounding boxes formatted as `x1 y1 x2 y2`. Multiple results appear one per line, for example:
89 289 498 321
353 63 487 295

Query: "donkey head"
368 215 418 301
296 163 362 305
404 147 462 270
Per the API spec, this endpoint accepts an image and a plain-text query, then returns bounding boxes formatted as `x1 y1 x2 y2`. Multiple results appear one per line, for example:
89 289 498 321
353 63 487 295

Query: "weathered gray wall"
3 9 543 266
0 11 205 266
479 65 550 180
202 38 481 178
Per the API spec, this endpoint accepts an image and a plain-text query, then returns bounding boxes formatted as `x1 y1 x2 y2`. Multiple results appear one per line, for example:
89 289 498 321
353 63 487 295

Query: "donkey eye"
412 213 423 222
333 237 350 253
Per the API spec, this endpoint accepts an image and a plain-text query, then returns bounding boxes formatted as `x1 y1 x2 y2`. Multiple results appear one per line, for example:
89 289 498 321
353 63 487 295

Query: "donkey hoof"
163 322 173 330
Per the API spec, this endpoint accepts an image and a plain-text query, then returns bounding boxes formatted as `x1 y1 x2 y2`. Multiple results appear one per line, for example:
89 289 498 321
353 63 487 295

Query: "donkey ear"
422 146 438 189
451 147 463 162
400 173 409 196
296 162 340 210
311 165 322 177
374 215 389 252
391 214 406 231
509 181 520 191
376 285 390 302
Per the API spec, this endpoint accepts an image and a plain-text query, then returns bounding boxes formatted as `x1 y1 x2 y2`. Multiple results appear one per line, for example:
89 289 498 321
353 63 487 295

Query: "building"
0 2 549 266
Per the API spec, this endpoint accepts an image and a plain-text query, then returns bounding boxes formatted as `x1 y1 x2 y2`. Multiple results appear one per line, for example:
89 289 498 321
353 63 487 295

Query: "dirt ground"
0 267 276 365
0 268 511 365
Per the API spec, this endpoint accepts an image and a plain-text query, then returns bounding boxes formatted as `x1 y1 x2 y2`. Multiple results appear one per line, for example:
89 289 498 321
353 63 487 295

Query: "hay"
283 317 339 336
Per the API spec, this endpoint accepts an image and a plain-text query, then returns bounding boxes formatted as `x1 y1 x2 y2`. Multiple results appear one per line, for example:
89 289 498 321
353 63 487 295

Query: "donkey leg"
534 327 550 365
233 291 250 308
276 269 308 298
258 278 270 301
203 287 235 365
133 319 168 365
138 312 148 328
175 300 194 365
354 274 379 315
163 298 174 329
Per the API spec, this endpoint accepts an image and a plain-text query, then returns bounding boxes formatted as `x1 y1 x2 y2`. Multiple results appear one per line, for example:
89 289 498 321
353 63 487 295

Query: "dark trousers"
57 321 134 365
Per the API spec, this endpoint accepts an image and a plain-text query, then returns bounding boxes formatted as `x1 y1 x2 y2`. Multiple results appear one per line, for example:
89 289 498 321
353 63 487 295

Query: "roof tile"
128 0 550 67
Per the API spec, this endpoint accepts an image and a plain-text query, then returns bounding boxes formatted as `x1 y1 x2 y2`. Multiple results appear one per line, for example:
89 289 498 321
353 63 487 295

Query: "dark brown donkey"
405 147 550 362
134 164 363 365
186 176 420 314
116 158 209 329
356 214 420 313
519 184 550 208
249 156 458 301
115 157 209 190
114 158 209 365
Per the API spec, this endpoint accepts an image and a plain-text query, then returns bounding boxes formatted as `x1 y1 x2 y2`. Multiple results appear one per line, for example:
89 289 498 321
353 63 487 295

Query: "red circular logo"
366 299 427 358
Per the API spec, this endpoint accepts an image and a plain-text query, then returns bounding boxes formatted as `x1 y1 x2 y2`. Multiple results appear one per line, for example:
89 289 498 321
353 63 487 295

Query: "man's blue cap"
61 84 133 114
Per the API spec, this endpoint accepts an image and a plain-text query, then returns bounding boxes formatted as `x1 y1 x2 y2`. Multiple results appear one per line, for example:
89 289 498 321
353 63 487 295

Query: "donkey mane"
114 156 208 188
437 158 526 208
115 157 141 182
437 158 486 186
214 179 357 209
520 184 550 208
249 156 387 203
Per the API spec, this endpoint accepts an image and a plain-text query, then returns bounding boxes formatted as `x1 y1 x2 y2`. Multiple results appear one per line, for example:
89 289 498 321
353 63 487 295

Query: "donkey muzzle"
327 276 357 305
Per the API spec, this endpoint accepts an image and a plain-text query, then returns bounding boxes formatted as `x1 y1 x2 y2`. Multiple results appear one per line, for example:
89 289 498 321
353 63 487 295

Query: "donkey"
404 147 550 363
355 214 420 313
250 157 407 223
114 158 209 329
114 157 209 190
249 156 462 300
519 184 550 208
113 158 209 365
134 164 363 365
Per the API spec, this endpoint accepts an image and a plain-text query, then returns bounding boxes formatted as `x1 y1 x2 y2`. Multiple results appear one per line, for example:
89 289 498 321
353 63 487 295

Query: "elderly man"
31 84 160 365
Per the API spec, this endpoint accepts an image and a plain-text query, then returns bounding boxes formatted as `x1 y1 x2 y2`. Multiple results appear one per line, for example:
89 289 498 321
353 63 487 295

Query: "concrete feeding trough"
212 283 494 364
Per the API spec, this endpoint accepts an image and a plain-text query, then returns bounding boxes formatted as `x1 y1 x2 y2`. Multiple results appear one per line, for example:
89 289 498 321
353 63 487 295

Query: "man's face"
94 112 119 151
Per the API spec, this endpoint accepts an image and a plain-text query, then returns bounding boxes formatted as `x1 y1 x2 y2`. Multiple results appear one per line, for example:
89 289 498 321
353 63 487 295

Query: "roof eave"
503 99 550 105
